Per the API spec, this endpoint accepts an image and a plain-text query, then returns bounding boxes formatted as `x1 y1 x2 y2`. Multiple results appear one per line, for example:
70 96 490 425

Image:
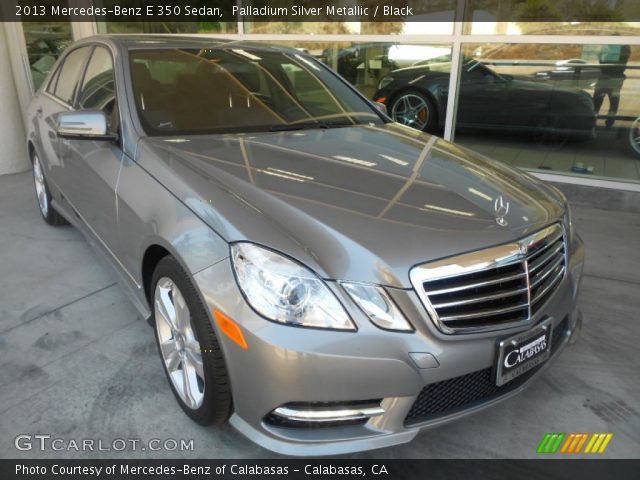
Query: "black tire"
31 153 68 226
628 116 640 160
151 255 232 425
389 90 437 132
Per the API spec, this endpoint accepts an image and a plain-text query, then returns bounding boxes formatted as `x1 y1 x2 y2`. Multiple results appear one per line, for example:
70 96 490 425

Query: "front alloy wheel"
32 154 67 226
151 256 232 425
154 277 205 410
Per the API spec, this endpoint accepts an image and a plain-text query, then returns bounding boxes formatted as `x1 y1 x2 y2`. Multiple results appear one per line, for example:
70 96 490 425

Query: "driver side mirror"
56 110 117 141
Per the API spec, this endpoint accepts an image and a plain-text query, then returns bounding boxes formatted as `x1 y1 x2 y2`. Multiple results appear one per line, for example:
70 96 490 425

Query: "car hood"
138 123 564 287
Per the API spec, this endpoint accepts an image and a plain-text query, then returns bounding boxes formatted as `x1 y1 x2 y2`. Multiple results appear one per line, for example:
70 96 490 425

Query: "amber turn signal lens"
214 309 248 350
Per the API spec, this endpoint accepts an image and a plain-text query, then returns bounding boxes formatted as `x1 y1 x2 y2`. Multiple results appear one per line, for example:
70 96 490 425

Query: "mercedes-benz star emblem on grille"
494 195 510 226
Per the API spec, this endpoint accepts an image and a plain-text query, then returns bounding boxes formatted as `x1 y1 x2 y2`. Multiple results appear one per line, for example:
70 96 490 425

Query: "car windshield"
129 47 384 136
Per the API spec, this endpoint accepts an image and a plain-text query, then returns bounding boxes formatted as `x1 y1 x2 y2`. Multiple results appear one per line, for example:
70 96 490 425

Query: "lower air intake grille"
404 317 569 426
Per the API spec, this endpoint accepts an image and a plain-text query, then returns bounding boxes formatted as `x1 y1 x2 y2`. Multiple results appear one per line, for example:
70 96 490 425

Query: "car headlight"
342 282 413 332
378 76 394 90
230 243 355 330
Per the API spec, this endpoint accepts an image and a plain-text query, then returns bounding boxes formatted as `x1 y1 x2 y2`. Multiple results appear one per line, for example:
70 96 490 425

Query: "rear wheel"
390 91 436 132
628 116 640 159
151 256 232 425
32 154 67 226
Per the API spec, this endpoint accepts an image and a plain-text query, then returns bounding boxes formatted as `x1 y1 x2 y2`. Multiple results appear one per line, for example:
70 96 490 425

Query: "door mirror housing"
56 110 117 141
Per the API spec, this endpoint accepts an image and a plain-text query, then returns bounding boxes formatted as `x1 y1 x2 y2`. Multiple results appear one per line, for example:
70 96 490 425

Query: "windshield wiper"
268 122 324 132
268 120 359 132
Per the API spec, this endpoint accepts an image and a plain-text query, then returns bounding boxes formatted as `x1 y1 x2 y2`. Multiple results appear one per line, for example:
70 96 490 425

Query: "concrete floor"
0 171 639 459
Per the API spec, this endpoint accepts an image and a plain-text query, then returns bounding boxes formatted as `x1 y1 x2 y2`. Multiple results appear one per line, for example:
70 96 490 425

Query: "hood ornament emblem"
494 195 510 227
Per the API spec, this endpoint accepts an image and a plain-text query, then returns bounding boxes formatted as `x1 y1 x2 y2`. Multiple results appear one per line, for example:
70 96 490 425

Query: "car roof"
88 34 301 54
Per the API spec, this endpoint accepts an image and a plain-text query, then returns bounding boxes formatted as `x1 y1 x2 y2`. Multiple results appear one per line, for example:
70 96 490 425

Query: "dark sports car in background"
532 59 602 87
372 60 596 141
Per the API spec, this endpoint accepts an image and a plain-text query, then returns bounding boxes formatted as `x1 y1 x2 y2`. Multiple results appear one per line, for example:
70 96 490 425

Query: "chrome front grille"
410 224 566 334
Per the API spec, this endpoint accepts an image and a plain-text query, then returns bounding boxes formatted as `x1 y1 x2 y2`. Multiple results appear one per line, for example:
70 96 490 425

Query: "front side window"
129 47 384 135
53 46 90 104
77 46 116 113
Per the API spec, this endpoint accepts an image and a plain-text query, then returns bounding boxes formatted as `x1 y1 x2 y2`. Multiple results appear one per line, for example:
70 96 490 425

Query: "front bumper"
192 233 585 456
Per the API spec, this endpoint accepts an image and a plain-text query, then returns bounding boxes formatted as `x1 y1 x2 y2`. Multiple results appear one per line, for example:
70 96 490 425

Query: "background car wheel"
32 153 68 226
151 255 232 425
628 116 640 159
390 90 436 132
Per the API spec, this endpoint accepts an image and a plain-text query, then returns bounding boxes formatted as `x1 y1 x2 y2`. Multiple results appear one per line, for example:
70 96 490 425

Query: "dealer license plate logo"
496 319 552 386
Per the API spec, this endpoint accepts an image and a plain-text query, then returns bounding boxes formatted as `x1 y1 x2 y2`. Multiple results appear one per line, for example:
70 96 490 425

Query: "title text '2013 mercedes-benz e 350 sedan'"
27 36 584 456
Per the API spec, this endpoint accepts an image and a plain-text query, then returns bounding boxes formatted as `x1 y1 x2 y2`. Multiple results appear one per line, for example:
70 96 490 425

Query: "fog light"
265 400 384 428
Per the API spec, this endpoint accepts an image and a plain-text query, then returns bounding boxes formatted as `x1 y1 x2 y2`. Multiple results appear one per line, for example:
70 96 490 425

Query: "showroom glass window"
453 43 639 181
269 41 453 111
93 1 640 186
22 21 73 90
51 47 91 105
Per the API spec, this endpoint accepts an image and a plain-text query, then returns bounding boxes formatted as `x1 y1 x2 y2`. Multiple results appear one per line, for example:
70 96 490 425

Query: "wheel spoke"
172 285 190 332
185 347 204 380
160 339 181 372
38 190 46 208
33 158 49 215
157 286 178 329
182 360 198 409
402 96 411 111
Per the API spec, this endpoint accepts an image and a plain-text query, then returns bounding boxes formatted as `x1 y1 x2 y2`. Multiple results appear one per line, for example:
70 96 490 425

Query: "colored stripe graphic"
585 433 613 454
537 433 565 453
560 433 589 453
539 433 613 454
598 433 613 453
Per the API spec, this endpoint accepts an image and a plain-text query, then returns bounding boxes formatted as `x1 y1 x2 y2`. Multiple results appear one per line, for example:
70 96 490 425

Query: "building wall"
0 22 29 175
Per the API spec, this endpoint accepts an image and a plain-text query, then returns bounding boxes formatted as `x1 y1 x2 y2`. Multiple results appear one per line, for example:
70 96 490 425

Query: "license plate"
495 318 552 386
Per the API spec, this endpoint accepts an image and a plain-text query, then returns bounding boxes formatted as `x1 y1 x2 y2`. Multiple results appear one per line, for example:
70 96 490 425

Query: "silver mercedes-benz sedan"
27 35 584 456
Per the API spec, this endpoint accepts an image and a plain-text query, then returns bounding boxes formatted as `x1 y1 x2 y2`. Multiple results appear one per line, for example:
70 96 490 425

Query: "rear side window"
53 46 90 104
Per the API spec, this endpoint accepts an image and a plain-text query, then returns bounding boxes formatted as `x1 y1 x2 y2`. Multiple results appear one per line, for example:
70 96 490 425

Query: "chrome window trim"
410 223 567 335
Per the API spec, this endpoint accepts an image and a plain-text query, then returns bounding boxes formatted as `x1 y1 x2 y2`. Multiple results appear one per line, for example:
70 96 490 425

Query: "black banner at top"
2 0 640 23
